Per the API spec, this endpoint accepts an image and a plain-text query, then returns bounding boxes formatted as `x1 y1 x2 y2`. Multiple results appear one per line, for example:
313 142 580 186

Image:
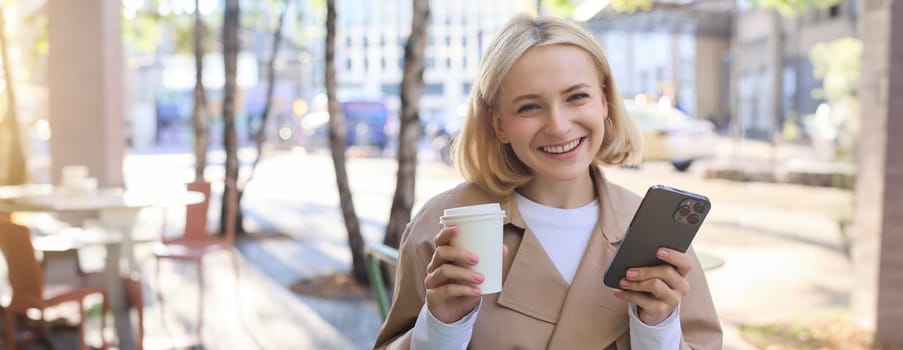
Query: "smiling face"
492 44 608 186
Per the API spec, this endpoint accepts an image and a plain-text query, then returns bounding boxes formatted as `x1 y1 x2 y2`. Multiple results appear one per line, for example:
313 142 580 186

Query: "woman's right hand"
424 226 485 323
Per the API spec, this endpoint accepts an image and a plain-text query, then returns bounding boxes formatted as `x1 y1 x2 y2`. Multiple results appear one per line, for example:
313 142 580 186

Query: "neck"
517 168 595 209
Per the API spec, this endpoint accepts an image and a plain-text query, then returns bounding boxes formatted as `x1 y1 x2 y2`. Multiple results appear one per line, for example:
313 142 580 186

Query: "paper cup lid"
443 203 504 217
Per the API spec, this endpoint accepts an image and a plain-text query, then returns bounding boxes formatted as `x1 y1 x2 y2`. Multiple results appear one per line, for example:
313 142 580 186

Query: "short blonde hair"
452 14 643 198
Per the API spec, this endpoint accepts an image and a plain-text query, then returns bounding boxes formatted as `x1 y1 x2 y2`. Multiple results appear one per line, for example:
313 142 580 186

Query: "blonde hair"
452 14 643 198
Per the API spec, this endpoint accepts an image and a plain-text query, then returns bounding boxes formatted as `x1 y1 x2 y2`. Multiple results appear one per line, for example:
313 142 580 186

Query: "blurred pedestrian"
374 14 722 349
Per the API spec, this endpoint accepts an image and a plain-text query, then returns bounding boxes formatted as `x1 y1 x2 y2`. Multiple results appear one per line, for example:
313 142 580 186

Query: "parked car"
623 99 718 171
299 100 390 151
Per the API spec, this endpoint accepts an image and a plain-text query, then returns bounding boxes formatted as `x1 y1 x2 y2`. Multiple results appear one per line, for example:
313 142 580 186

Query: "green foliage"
122 11 163 53
611 0 653 13
809 37 861 102
541 0 578 18
748 0 841 16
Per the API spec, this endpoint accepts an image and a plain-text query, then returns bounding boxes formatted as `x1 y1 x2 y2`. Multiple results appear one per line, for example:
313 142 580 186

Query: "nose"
544 105 572 136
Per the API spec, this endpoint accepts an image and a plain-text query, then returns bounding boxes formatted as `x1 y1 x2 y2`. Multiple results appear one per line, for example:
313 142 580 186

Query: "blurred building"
733 0 859 140
584 0 734 130
332 0 526 129
583 0 860 140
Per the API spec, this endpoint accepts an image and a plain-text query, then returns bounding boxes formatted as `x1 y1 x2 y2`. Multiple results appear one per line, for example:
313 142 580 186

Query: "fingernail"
620 279 630 288
467 254 478 264
473 273 484 282
627 270 639 278
472 287 482 296
658 248 669 258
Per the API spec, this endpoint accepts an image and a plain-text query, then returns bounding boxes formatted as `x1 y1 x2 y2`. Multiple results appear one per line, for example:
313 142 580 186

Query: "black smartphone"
602 185 711 289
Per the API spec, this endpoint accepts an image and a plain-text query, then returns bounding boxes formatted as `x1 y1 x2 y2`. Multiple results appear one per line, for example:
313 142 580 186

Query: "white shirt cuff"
411 300 481 350
628 302 682 350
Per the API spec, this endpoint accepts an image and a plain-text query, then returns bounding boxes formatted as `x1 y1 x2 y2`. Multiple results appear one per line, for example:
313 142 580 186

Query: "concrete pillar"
853 0 903 347
47 0 124 187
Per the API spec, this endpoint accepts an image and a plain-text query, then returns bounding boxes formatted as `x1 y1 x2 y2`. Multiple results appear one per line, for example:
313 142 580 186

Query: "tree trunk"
220 0 243 234
248 0 289 185
384 0 430 250
326 0 368 284
0 8 26 186
192 0 210 181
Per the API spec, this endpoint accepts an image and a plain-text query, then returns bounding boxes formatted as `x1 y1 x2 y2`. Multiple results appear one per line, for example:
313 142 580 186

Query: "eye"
516 103 541 114
567 93 590 102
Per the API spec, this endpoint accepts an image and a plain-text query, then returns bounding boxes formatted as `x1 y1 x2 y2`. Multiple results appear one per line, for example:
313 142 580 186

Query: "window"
346 58 353 70
382 84 400 96
427 57 436 69
425 83 444 95
446 57 452 69
829 5 840 18
462 82 472 94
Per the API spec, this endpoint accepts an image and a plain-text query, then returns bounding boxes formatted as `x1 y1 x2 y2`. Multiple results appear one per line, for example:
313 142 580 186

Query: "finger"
426 283 482 300
656 248 693 277
612 289 675 320
427 245 478 273
424 264 484 289
434 226 458 247
624 265 689 295
619 278 681 306
503 244 509 259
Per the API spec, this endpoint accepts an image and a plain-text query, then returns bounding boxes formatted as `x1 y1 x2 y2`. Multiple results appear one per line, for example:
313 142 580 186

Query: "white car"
623 100 718 171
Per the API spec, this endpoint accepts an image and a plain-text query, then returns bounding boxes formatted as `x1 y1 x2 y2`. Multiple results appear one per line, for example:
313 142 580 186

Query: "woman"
374 14 721 349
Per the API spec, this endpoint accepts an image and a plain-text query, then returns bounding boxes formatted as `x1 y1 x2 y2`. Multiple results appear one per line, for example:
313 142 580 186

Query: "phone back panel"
602 185 710 289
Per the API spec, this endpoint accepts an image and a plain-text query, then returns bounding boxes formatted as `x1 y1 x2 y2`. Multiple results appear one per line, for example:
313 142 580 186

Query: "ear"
490 108 509 144
600 91 610 123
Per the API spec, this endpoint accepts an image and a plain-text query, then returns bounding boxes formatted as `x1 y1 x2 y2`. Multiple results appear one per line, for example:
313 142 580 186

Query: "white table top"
0 186 204 212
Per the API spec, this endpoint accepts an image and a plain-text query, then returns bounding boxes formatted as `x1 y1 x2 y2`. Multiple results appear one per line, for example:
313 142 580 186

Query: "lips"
540 137 583 154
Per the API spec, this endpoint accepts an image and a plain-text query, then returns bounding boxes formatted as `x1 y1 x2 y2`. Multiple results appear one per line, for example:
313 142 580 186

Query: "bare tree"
220 0 242 233
0 8 26 186
383 0 430 249
192 0 210 181
326 0 367 283
247 0 290 185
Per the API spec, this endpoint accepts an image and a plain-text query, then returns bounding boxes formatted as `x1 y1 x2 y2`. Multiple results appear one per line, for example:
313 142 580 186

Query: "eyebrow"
510 83 591 104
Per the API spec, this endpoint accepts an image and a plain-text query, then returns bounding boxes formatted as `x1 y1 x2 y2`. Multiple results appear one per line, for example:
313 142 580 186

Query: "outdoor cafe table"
0 186 204 350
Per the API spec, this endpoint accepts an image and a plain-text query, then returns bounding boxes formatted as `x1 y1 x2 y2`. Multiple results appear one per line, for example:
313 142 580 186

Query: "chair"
152 179 239 339
0 222 109 350
122 274 144 350
34 234 146 350
364 242 399 320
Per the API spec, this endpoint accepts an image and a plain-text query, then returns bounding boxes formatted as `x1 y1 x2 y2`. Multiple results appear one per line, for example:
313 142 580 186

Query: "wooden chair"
152 179 239 340
0 222 109 350
33 228 147 350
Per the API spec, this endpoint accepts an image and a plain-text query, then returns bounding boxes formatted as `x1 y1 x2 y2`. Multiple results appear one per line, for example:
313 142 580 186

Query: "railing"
365 242 399 320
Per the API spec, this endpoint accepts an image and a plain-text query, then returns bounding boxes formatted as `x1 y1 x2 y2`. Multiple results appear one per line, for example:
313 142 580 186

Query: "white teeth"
542 139 581 154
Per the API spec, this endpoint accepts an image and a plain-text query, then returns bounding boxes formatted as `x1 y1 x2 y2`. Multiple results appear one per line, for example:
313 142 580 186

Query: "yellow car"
624 99 718 172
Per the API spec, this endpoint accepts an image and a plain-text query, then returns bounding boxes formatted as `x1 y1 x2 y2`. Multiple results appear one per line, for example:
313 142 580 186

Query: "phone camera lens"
687 214 700 225
679 205 690 216
693 203 706 214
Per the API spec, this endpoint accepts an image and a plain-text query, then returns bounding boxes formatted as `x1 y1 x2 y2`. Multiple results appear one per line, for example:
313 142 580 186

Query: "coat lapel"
497 195 570 324
546 167 637 348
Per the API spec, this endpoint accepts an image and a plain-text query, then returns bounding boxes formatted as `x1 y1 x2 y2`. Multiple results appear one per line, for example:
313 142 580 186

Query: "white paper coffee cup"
439 203 506 294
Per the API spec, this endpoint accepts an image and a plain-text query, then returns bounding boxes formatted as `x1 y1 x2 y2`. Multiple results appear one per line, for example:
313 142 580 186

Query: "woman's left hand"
612 247 692 325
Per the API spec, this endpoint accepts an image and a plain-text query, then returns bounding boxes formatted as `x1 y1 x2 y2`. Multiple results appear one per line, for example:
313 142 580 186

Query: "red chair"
0 222 109 350
152 179 239 339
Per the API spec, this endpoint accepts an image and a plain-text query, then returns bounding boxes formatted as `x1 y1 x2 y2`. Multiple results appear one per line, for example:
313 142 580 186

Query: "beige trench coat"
374 167 722 349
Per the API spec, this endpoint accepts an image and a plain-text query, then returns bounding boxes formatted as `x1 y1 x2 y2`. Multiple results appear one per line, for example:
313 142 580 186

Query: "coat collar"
500 166 630 244
495 166 632 346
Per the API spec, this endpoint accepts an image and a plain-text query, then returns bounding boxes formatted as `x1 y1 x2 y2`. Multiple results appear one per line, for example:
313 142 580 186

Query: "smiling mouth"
540 137 584 154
